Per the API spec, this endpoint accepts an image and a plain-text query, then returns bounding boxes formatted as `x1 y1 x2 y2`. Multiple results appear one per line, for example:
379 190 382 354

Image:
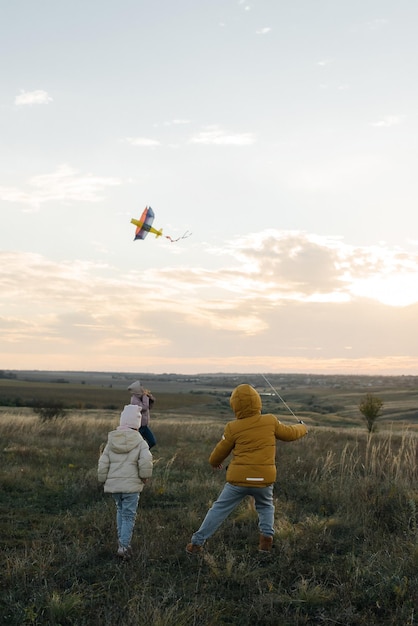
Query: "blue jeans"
139 425 156 449
191 483 275 546
112 492 140 549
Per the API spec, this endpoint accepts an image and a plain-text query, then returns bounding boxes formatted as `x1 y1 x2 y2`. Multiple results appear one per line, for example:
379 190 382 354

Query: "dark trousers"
139 425 156 449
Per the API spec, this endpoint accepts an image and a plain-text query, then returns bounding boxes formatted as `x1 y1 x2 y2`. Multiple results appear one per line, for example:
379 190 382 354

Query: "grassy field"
0 379 216 413
2 371 418 428
1 402 418 625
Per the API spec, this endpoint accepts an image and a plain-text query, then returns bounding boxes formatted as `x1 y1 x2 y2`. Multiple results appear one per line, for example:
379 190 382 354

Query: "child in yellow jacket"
186 384 307 554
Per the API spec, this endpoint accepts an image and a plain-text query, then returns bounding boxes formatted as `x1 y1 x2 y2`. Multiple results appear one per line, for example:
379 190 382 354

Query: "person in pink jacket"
128 380 157 449
98 404 153 559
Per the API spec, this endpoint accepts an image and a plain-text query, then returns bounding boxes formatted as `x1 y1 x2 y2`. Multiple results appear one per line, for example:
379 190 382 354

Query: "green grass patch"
0 379 213 412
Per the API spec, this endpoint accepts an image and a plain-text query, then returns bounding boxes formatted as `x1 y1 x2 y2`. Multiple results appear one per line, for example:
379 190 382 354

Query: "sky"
1 0 418 376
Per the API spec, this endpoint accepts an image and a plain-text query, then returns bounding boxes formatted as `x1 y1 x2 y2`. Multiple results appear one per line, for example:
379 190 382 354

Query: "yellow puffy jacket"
209 384 307 487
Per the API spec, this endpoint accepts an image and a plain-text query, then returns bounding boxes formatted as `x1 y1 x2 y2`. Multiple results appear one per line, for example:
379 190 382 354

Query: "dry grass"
1 409 418 625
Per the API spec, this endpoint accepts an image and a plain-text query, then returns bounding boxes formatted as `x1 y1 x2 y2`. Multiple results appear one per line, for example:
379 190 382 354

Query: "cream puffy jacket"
209 384 307 487
98 429 153 493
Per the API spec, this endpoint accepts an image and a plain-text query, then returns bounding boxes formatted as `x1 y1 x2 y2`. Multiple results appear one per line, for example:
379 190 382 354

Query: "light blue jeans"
191 482 275 546
112 492 140 549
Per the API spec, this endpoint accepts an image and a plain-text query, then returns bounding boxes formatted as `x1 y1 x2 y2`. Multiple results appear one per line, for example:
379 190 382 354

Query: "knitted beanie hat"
128 380 142 394
119 404 141 430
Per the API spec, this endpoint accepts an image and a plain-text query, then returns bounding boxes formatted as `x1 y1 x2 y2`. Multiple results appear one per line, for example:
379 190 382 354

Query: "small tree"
32 400 66 422
359 393 383 433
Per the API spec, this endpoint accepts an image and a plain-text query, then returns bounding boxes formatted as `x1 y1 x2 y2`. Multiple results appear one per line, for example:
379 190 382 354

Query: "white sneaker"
117 546 130 559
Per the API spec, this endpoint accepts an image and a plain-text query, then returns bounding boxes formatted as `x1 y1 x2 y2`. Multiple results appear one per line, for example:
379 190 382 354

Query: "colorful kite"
130 206 191 243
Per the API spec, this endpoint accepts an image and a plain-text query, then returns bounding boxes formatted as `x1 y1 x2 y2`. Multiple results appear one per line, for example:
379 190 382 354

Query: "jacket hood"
107 429 142 454
230 384 262 419
128 380 142 394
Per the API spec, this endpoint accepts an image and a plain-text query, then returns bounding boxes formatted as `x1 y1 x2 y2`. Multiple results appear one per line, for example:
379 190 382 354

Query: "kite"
130 206 191 243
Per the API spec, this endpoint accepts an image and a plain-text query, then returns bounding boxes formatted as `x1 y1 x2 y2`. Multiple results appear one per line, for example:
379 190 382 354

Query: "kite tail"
164 230 192 243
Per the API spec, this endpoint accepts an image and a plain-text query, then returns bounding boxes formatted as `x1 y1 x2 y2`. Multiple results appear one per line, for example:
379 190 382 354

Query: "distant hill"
1 370 418 430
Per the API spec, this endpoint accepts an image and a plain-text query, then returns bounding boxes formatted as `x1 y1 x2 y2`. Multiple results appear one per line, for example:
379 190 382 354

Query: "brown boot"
258 534 273 552
185 543 203 555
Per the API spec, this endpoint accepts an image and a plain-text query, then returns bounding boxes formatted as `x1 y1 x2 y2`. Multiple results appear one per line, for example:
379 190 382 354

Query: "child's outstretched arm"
275 420 307 442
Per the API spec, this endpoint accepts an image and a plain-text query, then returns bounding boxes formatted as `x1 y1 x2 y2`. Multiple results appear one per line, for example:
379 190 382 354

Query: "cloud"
256 28 271 35
2 233 418 372
371 115 403 128
164 119 191 126
125 125 256 148
3 232 418 314
365 18 389 31
15 89 53 106
218 231 418 306
0 165 121 210
125 137 161 147
189 125 256 146
2 232 418 345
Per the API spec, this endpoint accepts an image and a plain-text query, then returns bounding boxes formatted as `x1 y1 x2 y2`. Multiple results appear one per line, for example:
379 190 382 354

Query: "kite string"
261 373 299 421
